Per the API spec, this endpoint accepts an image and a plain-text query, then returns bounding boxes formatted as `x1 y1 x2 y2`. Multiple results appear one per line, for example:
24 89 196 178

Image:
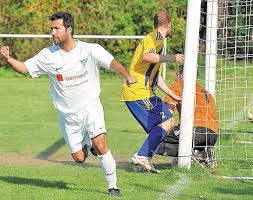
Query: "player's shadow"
36 138 65 159
132 183 165 193
35 138 102 167
119 161 175 173
153 162 177 170
0 176 107 194
117 161 134 172
46 159 100 168
35 138 176 171
0 176 71 190
212 180 253 196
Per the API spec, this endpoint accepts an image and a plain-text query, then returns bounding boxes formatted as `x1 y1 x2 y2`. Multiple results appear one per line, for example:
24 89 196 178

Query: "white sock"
98 150 118 189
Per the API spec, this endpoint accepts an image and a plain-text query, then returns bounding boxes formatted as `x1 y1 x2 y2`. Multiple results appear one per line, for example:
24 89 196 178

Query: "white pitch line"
220 176 253 180
159 174 191 200
240 141 253 144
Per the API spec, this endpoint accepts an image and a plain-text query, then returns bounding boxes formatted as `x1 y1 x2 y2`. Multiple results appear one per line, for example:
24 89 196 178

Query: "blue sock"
137 126 168 158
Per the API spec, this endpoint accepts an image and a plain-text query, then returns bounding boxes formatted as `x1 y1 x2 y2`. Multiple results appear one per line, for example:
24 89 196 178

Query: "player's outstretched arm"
0 46 28 74
142 53 184 64
110 59 137 86
157 75 181 101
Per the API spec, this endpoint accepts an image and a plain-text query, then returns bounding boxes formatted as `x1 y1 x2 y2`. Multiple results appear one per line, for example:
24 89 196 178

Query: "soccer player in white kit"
0 12 137 197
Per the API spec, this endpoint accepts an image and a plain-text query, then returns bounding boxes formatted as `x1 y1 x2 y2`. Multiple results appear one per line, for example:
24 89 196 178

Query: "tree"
0 0 188 69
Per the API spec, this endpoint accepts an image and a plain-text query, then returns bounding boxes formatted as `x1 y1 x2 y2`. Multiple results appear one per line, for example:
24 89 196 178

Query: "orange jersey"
164 80 218 133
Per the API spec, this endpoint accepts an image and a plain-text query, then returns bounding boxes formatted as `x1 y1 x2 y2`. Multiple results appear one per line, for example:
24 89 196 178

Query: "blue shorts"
126 96 173 133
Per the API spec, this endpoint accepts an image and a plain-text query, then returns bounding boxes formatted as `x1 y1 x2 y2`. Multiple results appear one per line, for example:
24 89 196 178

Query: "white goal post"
205 0 218 97
178 0 219 169
178 0 202 168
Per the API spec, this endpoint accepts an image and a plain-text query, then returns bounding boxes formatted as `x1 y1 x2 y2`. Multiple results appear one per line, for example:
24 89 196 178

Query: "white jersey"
25 41 114 113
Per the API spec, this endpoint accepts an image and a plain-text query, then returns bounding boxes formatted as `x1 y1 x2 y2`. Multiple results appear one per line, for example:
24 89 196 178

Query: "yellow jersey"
121 31 164 101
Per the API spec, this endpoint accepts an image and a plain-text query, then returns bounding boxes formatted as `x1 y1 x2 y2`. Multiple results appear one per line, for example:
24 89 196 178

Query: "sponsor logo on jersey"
56 66 63 71
80 58 88 68
149 48 155 53
56 74 63 81
56 71 88 86
156 32 163 40
64 71 88 81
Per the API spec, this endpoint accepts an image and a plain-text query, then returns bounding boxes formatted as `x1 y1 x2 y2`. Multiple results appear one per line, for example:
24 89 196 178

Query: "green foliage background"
1 0 251 71
0 0 187 68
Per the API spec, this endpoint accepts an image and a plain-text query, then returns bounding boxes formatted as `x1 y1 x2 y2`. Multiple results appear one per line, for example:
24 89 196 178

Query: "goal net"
198 0 253 178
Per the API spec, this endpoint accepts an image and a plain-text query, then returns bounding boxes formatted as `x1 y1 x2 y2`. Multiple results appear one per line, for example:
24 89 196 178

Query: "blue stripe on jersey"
151 71 159 91
157 47 164 55
144 47 164 87
144 63 155 87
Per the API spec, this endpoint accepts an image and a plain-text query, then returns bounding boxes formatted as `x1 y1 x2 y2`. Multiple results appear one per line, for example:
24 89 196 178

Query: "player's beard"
52 37 61 45
52 37 66 48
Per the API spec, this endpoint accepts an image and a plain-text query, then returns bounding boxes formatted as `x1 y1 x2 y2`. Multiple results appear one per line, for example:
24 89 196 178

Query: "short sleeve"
24 48 49 78
142 35 156 54
90 44 114 68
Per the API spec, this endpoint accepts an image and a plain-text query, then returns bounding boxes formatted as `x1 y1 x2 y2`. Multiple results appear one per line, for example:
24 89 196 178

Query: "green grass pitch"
0 77 252 200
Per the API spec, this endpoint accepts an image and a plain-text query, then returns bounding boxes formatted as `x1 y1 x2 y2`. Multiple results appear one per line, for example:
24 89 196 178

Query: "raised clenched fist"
0 46 10 60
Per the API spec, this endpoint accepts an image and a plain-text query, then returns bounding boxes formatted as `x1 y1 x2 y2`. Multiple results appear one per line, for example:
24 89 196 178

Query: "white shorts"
58 98 107 153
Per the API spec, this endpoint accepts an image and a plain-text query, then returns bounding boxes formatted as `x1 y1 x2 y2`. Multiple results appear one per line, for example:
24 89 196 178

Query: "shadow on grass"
35 138 176 172
45 159 99 167
153 162 176 170
43 159 174 174
44 159 134 172
36 138 65 159
132 183 165 193
0 176 107 194
0 176 71 189
120 160 177 173
212 180 253 196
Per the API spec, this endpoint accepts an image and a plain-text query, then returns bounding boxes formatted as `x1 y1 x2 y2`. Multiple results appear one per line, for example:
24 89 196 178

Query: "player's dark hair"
50 12 74 36
178 65 184 76
154 10 171 28
178 65 199 78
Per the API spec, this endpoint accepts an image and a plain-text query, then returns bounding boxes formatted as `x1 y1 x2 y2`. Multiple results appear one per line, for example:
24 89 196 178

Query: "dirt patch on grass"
0 153 99 167
0 153 172 169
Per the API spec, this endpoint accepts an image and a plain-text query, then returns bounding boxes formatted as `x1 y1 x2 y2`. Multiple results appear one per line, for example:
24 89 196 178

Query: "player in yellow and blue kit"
121 10 184 173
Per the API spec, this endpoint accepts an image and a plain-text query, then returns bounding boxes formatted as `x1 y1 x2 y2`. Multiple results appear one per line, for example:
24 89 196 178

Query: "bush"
0 0 187 69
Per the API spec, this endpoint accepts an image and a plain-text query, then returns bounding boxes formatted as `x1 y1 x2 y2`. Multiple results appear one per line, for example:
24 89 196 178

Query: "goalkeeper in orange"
157 65 219 173
121 10 184 173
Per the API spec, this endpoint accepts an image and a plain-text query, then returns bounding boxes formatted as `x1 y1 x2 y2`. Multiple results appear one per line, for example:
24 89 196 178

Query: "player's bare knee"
74 158 85 163
72 156 86 163
162 118 175 133
170 118 175 128
92 134 109 155
94 143 108 155
71 152 87 163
